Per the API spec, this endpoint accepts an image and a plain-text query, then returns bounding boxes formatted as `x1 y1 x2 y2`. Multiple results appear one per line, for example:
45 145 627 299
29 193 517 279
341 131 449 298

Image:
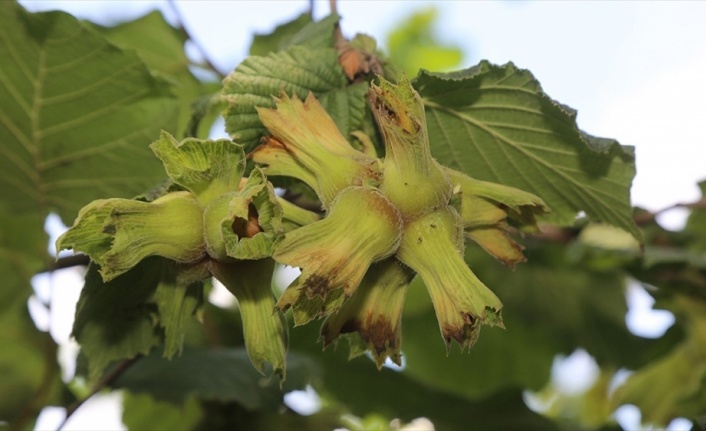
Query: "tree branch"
167 0 226 80
525 196 706 245
56 357 139 431
43 254 90 272
632 197 706 226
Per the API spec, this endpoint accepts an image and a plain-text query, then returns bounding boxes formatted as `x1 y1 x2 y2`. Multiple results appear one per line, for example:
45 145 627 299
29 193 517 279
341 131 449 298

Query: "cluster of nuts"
58 76 547 376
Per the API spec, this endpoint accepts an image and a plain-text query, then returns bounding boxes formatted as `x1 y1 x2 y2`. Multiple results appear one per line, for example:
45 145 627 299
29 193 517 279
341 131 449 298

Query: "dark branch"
45 254 90 272
167 0 227 80
56 357 139 431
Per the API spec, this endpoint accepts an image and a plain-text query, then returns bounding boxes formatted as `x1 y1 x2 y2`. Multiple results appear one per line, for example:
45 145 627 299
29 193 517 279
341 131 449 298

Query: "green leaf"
400 243 658 401
249 12 313 56
531 370 616 429
73 260 163 378
614 342 706 427
285 14 339 51
288 323 557 431
414 61 640 240
402 294 556 398
387 8 463 76
222 45 351 151
474 244 652 370
122 392 203 431
249 13 339 57
74 257 210 376
154 276 204 359
317 82 369 143
113 348 318 410
684 181 706 253
613 297 706 426
89 10 208 139
194 399 343 431
0 3 179 223
90 11 190 75
0 213 46 311
0 310 60 427
0 213 61 427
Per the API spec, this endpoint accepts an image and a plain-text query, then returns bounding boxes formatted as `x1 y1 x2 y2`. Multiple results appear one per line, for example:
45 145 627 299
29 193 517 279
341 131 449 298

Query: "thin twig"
166 0 226 80
523 197 706 246
633 197 706 225
56 357 139 431
43 254 90 273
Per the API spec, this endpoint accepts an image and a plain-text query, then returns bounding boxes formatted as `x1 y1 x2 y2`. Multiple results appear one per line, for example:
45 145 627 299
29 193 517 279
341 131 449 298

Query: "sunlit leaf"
0 3 179 223
89 10 208 138
414 62 640 240
154 276 204 359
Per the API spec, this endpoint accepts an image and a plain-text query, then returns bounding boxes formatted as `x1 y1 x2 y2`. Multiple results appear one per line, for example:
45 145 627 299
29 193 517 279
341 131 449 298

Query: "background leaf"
0 212 61 427
122 392 203 431
287 323 556 431
284 14 339 51
89 10 209 139
222 45 362 152
414 62 640 239
249 13 313 56
73 260 163 378
154 275 204 359
400 241 663 402
0 2 179 223
387 8 463 76
613 298 706 426
113 348 318 410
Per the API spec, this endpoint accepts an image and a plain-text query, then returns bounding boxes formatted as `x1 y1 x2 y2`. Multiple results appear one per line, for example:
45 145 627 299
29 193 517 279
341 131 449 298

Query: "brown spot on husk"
360 315 398 357
304 274 331 298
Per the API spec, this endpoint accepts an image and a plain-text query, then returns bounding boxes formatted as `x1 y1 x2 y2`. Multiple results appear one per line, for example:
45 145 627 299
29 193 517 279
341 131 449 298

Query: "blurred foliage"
387 8 463 76
0 2 704 431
